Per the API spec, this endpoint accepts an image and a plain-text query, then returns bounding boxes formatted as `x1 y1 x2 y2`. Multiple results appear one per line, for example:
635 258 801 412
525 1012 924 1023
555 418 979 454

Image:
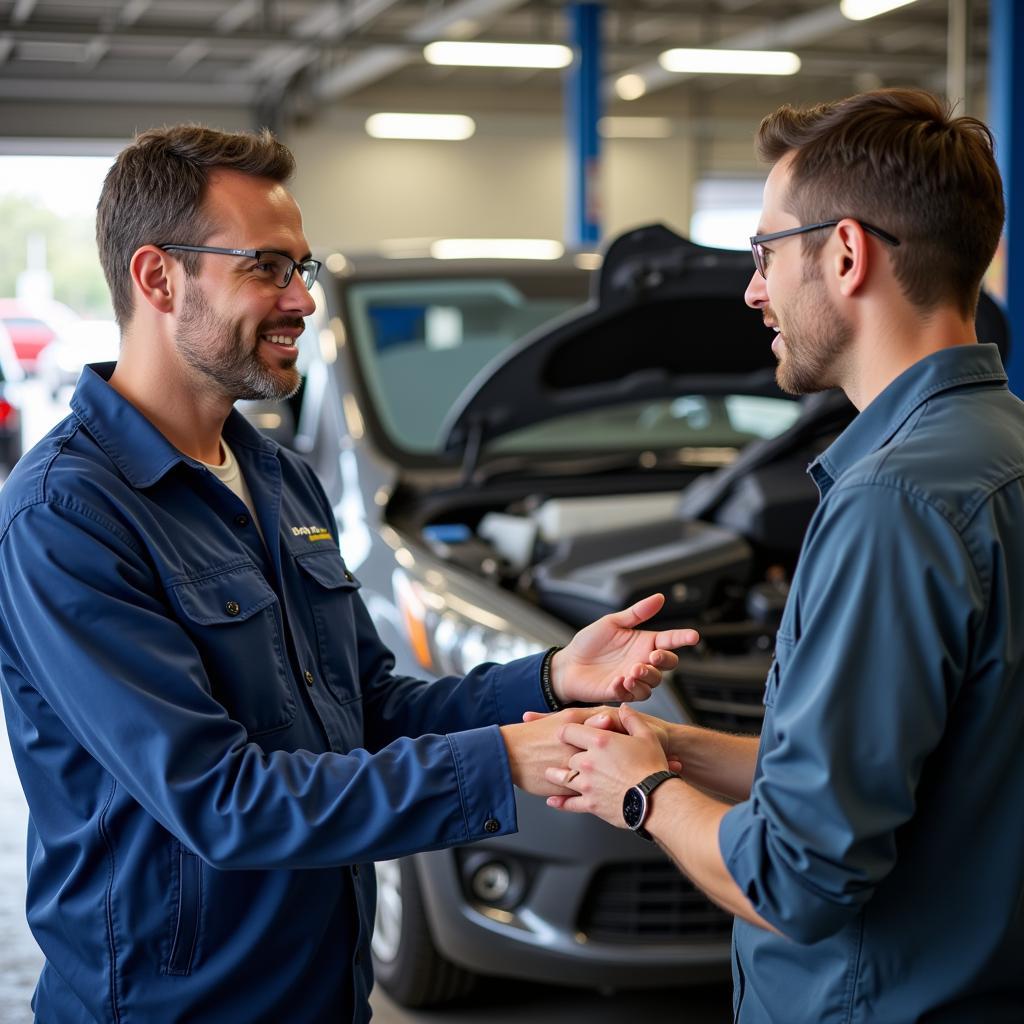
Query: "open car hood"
441 223 1011 456
441 225 779 455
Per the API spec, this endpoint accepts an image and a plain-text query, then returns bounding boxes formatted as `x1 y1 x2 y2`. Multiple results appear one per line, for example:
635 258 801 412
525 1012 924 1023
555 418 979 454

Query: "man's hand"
542 704 671 825
550 593 699 705
500 708 601 797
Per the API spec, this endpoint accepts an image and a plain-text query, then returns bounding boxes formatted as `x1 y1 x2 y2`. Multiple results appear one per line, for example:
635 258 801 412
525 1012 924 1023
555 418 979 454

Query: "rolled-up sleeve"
719 482 981 944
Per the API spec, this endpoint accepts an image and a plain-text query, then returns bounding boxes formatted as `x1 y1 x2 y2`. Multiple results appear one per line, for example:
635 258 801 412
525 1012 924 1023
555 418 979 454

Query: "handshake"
500 703 686 832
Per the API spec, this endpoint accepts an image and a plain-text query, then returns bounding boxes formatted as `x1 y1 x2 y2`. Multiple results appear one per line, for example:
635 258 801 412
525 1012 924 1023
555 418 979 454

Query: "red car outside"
0 299 57 373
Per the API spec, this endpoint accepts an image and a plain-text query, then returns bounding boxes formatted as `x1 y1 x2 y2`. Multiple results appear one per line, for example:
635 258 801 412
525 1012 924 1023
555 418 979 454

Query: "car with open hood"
247 224 1009 1007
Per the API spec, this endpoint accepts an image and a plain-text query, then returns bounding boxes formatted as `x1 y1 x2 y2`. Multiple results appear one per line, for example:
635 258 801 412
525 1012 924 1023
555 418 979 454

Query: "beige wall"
285 110 702 253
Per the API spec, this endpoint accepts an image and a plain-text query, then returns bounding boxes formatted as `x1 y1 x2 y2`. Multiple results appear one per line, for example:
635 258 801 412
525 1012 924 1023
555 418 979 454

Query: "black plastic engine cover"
532 519 753 628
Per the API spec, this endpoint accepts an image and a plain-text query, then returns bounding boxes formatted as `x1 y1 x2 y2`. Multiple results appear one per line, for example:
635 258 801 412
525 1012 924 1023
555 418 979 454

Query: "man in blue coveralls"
0 126 698 1023
542 89 1024 1022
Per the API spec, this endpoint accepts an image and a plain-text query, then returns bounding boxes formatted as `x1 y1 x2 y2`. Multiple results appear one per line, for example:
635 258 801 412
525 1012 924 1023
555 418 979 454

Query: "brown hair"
96 124 295 327
757 88 1004 317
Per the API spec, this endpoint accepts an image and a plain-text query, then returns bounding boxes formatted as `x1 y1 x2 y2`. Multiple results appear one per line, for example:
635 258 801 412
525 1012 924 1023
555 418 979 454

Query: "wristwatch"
622 770 681 841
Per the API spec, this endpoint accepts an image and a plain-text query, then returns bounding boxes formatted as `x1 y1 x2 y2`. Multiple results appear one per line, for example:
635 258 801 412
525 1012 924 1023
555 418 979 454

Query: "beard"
175 278 302 402
771 261 853 396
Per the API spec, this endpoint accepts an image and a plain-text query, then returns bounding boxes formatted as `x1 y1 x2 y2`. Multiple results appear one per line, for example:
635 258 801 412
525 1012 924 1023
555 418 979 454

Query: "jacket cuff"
446 725 518 841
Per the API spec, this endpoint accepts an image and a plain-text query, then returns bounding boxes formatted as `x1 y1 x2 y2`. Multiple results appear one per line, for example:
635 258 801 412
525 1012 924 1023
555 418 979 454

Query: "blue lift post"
566 3 602 248
989 0 1024 394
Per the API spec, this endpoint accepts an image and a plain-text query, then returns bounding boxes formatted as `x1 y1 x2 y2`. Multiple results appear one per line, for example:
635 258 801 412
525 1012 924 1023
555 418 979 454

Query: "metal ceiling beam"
0 77 255 103
11 0 39 25
310 0 529 101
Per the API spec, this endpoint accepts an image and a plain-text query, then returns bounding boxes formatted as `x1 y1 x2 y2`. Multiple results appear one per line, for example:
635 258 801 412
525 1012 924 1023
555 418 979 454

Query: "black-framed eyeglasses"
749 220 900 278
157 244 322 291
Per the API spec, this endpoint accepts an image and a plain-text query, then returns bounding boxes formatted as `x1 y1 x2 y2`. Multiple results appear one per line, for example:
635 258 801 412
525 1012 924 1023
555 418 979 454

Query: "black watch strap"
631 770 681 841
540 647 563 711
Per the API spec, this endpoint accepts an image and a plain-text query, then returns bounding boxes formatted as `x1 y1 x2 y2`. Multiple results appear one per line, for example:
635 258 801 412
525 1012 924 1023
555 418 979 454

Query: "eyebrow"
256 246 314 262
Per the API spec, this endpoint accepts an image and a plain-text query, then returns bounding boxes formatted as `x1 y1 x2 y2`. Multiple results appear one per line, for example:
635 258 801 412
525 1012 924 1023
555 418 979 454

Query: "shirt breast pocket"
294 550 363 706
169 565 296 736
764 631 793 709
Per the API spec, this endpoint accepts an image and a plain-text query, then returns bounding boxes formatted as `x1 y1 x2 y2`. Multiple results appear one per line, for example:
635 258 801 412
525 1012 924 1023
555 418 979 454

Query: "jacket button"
225 601 240 616
304 670 315 687
344 569 354 582
234 514 250 528
484 818 500 833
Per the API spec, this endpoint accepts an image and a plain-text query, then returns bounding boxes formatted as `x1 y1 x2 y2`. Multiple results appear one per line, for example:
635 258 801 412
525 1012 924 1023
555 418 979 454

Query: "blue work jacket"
0 364 547 1023
720 345 1024 1022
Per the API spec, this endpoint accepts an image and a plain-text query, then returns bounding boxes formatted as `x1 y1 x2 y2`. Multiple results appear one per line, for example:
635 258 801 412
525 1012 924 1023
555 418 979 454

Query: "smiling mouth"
260 333 296 346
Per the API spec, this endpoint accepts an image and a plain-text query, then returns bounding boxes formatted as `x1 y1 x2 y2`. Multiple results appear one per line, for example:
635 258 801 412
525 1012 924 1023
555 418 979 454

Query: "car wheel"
371 857 478 1008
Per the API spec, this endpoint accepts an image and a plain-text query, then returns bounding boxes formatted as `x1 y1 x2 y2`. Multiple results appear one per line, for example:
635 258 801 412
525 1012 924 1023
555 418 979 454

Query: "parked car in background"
241 224 1009 1009
0 320 25 478
0 298 59 374
36 318 119 398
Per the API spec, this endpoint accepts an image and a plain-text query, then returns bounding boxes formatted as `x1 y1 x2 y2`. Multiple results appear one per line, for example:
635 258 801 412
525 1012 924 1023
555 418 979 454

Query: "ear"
129 245 177 316
832 219 870 298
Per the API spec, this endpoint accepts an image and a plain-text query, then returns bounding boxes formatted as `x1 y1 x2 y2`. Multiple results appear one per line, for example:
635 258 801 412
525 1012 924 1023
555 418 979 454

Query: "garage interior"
0 2 1020 1022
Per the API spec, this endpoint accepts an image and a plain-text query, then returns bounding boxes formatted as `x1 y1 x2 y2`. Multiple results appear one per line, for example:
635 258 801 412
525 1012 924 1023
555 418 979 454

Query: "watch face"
622 786 646 830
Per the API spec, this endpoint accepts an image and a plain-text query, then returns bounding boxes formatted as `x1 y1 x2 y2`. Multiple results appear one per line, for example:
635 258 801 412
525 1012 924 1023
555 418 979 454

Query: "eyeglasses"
749 220 900 278
157 244 322 291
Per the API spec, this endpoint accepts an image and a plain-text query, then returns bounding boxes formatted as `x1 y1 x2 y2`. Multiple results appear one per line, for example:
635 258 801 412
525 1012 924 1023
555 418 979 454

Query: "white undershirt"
199 439 265 543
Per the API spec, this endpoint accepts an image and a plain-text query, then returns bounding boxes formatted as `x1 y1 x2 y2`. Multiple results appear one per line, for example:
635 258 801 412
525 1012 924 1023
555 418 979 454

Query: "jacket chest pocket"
169 566 296 736
294 551 363 706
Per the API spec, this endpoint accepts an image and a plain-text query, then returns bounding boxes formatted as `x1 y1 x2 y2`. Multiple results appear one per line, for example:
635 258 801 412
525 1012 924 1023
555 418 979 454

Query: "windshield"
346 275 587 454
344 273 801 460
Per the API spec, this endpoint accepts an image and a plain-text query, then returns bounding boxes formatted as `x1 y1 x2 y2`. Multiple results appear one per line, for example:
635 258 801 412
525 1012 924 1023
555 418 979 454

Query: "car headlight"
393 567 552 676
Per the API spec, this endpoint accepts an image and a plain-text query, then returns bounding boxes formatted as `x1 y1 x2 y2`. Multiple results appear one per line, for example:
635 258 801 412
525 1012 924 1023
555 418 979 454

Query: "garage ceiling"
0 0 990 129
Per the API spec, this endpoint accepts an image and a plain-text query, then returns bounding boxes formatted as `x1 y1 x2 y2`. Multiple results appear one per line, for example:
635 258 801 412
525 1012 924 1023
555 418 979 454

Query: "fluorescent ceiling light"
599 116 672 139
430 238 565 261
424 40 572 68
615 73 647 100
658 48 801 76
840 0 917 19
365 113 476 141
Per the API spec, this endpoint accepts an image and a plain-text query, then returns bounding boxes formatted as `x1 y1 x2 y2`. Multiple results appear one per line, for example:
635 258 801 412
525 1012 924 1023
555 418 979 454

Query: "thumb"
607 592 665 629
619 704 651 739
522 711 549 722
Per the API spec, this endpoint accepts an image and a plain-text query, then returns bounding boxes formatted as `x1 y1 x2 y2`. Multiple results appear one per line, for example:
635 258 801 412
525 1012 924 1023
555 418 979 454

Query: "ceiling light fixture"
365 113 476 141
599 116 672 139
615 73 648 100
658 47 801 76
430 239 565 261
840 0 918 20
423 41 573 69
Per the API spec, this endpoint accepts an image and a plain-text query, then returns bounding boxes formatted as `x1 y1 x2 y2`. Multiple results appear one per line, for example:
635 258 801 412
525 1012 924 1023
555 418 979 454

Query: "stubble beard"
175 278 301 402
773 260 853 396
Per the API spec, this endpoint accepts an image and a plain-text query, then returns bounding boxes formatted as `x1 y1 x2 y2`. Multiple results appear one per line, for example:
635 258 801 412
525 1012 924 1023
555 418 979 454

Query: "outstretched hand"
550 593 698 705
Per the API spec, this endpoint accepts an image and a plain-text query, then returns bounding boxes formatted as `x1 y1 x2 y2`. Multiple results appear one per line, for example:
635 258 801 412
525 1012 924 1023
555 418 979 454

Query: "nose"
280 273 316 317
744 268 768 310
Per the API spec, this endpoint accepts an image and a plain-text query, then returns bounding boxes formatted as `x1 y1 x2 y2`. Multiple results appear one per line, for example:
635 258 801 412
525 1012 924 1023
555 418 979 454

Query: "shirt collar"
810 343 1007 495
71 362 277 489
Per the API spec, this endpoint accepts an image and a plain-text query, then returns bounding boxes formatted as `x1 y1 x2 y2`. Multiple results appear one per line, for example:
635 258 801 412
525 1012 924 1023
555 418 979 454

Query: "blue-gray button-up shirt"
719 344 1024 1023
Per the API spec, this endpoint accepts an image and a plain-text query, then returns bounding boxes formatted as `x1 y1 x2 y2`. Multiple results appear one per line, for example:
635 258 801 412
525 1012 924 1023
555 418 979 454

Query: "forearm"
646 780 777 933
669 724 759 803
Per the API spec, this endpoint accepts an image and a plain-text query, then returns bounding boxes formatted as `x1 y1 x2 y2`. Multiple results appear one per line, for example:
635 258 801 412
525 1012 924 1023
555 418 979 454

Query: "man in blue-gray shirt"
543 89 1024 1022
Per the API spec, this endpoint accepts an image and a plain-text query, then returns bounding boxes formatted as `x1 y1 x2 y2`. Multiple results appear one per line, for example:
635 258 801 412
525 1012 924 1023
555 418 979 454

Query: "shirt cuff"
446 725 518 841
488 651 550 724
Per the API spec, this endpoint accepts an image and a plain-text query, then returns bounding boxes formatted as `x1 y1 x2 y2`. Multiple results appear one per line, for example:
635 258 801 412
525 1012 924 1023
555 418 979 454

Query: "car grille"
670 654 769 735
578 861 733 943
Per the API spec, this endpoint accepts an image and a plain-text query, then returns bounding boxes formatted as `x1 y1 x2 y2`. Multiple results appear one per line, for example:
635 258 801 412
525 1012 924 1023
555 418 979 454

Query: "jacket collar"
809 343 1007 495
70 362 278 489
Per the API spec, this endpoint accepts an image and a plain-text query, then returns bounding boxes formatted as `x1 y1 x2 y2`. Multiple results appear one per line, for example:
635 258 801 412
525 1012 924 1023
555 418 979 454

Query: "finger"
522 710 549 722
619 704 655 739
605 593 665 629
668 759 683 773
585 712 615 730
655 627 700 650
649 649 679 670
547 794 587 814
558 722 603 749
620 678 653 702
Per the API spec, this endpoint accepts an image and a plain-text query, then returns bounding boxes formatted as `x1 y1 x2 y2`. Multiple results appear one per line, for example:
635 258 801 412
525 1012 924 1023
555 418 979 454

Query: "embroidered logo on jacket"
291 525 332 542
